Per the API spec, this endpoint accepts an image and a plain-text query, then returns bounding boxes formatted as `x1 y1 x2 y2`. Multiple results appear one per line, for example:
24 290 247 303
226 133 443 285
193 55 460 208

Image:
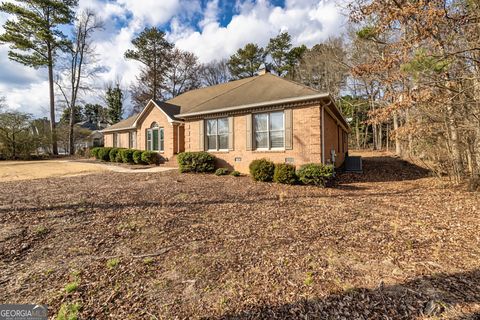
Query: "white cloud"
0 0 346 117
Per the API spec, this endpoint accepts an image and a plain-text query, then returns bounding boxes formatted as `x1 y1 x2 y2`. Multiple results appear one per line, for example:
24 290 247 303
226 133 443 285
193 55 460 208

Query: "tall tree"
105 83 123 124
84 103 105 124
228 43 265 79
56 10 101 155
125 27 173 109
266 32 306 77
199 59 230 86
0 111 34 159
0 96 5 112
0 0 78 155
165 49 201 98
293 38 348 98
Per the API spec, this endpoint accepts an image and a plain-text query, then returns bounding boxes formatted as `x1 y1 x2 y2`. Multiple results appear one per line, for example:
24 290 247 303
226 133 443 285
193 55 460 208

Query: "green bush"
215 168 229 176
121 149 135 164
115 148 125 162
90 147 101 159
98 147 112 162
230 170 241 177
273 163 297 185
133 150 144 164
296 163 334 187
177 152 216 173
141 151 160 165
109 148 120 162
249 158 275 182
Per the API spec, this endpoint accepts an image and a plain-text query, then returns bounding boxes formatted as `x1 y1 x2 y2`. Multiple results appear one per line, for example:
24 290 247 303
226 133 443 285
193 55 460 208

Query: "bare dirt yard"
0 152 479 319
0 160 174 182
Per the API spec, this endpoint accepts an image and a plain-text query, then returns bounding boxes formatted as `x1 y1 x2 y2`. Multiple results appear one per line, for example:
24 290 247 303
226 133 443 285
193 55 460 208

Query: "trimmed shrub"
141 151 160 165
98 147 112 162
230 170 241 177
133 150 144 164
177 152 216 173
109 148 120 162
249 158 275 182
115 148 125 162
121 149 135 164
90 147 101 159
215 168 229 176
296 163 334 187
273 163 297 185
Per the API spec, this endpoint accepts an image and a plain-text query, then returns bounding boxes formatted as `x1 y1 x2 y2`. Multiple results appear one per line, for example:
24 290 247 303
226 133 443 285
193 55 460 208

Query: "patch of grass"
65 281 79 294
304 272 314 286
34 225 49 236
107 258 120 269
56 302 81 320
143 257 154 265
45 268 55 276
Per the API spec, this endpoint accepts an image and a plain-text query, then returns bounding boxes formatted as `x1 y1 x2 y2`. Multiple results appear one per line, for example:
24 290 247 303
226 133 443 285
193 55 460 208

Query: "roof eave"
100 126 136 133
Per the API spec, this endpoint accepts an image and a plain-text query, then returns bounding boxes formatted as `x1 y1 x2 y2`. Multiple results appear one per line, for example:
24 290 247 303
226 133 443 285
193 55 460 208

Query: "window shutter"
246 114 252 151
284 109 293 150
228 116 234 150
199 120 205 151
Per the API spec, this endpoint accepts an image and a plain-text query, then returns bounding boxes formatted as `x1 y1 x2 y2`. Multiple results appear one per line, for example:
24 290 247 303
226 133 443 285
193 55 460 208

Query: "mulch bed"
0 153 479 319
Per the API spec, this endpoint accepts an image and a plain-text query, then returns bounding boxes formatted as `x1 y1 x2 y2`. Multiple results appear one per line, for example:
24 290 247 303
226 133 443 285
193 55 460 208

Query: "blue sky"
0 0 345 117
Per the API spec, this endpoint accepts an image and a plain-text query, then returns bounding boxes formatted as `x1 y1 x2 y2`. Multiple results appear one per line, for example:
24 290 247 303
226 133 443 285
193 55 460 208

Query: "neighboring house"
75 120 107 149
102 70 349 173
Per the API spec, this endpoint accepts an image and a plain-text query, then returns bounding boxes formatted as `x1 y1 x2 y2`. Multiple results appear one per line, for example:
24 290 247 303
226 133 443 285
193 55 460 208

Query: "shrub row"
90 147 160 165
177 151 216 173
249 158 334 187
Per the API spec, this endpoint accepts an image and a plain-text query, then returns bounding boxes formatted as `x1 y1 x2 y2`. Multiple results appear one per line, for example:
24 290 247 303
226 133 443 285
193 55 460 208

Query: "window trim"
253 111 285 150
206 117 229 151
128 131 136 149
146 125 164 152
113 133 118 148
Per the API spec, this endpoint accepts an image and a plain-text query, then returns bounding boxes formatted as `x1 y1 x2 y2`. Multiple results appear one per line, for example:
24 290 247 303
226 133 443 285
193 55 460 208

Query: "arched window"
146 123 164 152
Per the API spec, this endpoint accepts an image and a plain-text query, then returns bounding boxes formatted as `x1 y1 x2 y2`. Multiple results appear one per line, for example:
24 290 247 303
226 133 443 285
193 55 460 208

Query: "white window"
206 118 229 151
146 122 164 152
129 131 136 149
113 133 118 148
254 111 284 149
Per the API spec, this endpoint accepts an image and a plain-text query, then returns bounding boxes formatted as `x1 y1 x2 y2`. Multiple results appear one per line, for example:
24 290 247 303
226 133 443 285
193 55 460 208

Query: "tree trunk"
393 111 401 155
68 108 75 155
47 47 58 155
378 123 383 150
446 104 464 180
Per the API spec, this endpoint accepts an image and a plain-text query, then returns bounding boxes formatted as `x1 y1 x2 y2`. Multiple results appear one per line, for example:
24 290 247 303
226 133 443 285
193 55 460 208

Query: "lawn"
0 152 479 319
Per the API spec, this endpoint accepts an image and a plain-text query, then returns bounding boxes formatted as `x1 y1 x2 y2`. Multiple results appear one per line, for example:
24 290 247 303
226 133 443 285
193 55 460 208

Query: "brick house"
102 70 350 173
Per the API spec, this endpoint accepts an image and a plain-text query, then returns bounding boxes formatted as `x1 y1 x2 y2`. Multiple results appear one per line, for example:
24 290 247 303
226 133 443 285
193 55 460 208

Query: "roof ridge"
185 76 259 114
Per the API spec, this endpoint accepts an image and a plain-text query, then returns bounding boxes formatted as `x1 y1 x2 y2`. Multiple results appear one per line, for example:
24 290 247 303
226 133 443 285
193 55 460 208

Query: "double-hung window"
113 133 118 148
146 122 164 152
129 131 136 149
206 118 228 151
254 111 284 149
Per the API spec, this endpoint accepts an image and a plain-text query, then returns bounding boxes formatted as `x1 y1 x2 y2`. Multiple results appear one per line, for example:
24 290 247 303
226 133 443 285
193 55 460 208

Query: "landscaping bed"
0 153 479 319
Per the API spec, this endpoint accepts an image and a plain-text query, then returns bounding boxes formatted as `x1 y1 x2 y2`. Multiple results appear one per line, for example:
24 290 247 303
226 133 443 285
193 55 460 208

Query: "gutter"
177 93 331 118
101 126 136 133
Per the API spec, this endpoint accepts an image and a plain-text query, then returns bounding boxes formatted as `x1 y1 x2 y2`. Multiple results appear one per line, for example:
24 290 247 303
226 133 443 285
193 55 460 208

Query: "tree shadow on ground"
340 155 431 184
209 269 480 320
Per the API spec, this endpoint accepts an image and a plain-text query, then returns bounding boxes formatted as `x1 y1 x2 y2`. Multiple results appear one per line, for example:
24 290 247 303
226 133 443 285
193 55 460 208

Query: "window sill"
253 149 286 153
207 150 230 153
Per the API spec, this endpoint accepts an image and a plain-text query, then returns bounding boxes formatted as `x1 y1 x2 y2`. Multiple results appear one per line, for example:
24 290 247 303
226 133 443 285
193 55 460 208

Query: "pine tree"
105 84 123 124
125 27 173 108
228 43 265 79
0 0 78 155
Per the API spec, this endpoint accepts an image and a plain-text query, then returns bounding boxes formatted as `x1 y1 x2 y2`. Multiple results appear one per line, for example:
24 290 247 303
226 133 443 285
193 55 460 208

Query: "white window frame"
253 111 285 150
146 123 164 152
113 133 118 148
206 118 229 151
128 131 136 149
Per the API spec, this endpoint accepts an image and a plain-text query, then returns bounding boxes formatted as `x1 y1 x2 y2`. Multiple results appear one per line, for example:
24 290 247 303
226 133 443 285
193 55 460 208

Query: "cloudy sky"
0 0 346 117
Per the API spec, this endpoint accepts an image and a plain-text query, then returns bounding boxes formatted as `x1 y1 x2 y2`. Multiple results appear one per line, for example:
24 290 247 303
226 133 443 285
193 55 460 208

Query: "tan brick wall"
104 133 113 147
184 105 326 173
137 104 176 159
323 109 347 167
